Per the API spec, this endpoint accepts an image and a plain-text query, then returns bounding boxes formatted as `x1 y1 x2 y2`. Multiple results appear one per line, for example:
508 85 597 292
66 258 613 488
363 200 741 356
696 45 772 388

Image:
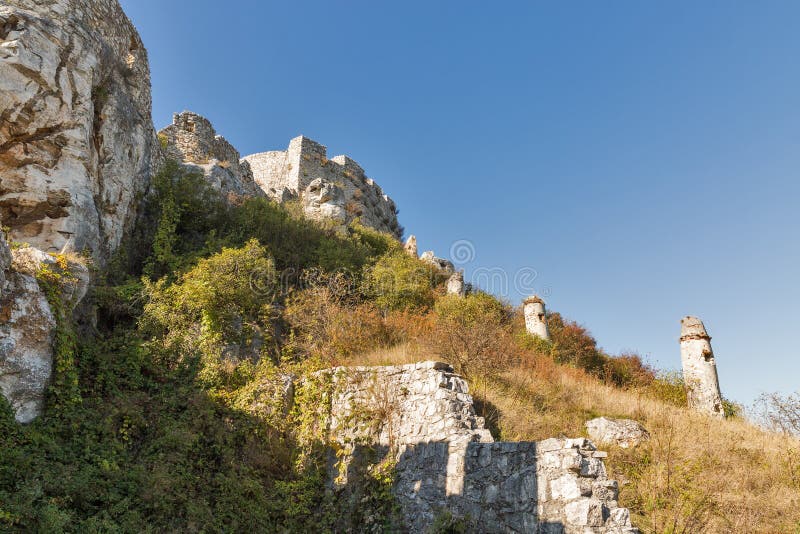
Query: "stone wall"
314 361 638 533
158 111 265 201
243 136 402 238
0 0 160 263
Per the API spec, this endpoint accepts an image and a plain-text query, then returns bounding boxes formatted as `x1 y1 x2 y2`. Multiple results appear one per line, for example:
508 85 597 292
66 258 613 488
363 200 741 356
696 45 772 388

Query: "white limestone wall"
313 361 638 533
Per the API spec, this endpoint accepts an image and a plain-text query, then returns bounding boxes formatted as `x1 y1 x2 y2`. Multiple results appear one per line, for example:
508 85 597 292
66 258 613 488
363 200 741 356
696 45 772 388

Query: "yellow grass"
348 345 800 534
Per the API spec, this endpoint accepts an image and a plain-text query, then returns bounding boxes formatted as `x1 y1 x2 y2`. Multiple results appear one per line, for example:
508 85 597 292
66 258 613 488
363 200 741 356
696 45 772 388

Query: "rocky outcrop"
404 235 418 257
586 417 650 449
243 136 402 238
308 361 638 533
0 232 88 422
158 111 264 202
0 0 160 263
420 250 455 273
447 271 466 296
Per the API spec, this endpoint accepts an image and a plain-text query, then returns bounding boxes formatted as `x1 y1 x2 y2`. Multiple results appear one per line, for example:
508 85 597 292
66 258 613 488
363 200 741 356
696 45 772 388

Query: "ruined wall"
318 361 638 533
679 316 724 418
0 0 160 262
158 111 265 201
243 136 402 238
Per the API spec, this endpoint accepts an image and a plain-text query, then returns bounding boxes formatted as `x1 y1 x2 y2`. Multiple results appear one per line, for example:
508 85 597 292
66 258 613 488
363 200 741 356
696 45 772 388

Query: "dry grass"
347 346 800 534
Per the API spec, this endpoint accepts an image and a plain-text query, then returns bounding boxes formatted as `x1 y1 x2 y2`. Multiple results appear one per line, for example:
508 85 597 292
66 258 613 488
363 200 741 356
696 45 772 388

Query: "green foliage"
35 255 82 411
142 160 228 280
363 250 442 311
431 292 513 379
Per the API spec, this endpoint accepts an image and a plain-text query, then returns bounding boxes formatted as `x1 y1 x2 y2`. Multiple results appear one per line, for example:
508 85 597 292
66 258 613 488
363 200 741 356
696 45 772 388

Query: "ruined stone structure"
680 316 724 418
420 250 455 273
314 362 638 533
243 137 402 238
0 0 160 263
524 295 550 341
158 111 264 201
447 271 466 296
404 235 418 257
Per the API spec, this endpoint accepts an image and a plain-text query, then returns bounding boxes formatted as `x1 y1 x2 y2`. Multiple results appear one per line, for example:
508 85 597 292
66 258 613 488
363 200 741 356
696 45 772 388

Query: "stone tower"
523 295 550 341
679 316 724 418
404 235 418 258
446 271 465 297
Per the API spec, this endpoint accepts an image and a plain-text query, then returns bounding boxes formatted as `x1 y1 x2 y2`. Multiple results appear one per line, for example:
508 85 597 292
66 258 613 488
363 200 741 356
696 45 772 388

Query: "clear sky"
120 0 800 407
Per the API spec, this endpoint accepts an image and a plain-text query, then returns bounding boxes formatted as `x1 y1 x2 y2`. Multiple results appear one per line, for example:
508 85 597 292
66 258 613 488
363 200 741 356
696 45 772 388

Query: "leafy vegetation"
0 160 789 532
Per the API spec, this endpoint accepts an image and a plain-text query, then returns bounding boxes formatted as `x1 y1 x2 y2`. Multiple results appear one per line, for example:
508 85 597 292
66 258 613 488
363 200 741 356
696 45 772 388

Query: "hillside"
1 1 799 533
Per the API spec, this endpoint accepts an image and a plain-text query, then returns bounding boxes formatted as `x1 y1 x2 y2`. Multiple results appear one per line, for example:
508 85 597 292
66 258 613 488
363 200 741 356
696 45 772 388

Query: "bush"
362 251 443 312
430 293 514 380
140 239 279 381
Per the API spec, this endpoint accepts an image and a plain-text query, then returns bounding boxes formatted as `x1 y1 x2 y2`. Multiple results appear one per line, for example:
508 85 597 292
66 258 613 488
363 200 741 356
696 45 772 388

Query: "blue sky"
120 0 800 407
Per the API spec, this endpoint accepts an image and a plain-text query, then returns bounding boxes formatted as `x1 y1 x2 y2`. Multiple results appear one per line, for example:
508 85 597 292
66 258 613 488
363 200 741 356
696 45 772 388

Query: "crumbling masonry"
310 362 638 533
679 316 724 418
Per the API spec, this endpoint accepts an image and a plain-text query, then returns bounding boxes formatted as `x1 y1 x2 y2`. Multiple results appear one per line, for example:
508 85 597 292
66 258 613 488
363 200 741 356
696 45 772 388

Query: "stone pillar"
446 271 465 297
404 235 418 258
679 316 724 418
523 295 550 341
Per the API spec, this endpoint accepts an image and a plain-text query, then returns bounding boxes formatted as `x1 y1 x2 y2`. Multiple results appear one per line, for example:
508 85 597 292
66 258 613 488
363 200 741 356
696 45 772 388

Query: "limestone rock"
0 238 54 423
158 111 265 202
243 136 402 238
446 271 465 296
523 294 550 341
308 361 638 533
586 417 650 449
0 239 89 422
0 0 160 264
420 250 455 273
680 316 724 418
404 235 418 257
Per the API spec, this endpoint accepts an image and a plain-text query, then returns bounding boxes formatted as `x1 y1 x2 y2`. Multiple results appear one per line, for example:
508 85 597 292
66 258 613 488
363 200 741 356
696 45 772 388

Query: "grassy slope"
355 343 800 534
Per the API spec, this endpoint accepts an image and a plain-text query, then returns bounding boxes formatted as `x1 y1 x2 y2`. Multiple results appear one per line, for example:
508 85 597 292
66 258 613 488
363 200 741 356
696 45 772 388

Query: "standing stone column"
404 235 418 258
679 316 724 418
523 295 550 341
446 271 465 297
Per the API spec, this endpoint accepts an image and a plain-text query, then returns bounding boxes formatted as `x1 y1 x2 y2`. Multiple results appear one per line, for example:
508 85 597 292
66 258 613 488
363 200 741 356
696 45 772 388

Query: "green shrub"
363 251 442 312
430 292 513 379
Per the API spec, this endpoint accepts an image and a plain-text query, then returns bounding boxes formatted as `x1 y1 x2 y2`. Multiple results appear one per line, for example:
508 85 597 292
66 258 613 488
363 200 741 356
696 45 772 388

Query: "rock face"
0 0 160 263
680 316 724 418
586 417 650 449
158 111 264 202
420 250 455 273
524 295 550 341
243 136 402 238
0 248 54 422
311 361 638 533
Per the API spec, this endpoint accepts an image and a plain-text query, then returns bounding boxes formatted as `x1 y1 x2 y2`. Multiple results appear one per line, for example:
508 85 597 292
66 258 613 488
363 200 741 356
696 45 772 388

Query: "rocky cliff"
0 0 160 263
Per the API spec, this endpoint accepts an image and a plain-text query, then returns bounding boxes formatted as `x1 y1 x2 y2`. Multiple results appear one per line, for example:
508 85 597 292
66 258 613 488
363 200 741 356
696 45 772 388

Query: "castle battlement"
242 135 402 238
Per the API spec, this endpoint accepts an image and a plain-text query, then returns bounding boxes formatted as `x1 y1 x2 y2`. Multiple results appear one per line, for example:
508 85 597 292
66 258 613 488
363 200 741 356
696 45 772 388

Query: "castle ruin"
679 316 724 418
524 295 550 341
243 136 402 238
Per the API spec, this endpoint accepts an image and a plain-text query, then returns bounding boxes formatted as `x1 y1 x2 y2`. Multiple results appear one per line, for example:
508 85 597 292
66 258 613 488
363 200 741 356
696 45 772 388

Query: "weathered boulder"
158 111 265 202
0 237 51 422
420 250 455 273
0 235 89 422
446 270 465 296
0 0 160 264
586 417 650 449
